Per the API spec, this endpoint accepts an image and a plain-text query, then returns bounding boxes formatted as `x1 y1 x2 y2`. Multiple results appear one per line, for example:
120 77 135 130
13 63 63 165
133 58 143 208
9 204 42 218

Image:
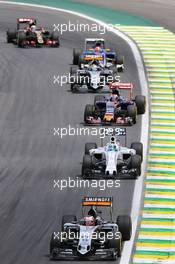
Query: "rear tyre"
117 215 132 241
7 29 16 43
127 105 137 124
17 32 26 48
131 142 143 162
135 95 146 114
112 67 119 81
85 142 97 155
84 104 95 123
82 154 92 178
130 154 141 176
73 48 82 65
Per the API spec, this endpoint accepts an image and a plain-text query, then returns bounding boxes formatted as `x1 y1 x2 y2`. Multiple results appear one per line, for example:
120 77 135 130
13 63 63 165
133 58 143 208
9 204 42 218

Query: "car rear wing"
82 197 113 221
83 53 104 61
109 82 133 89
82 197 113 207
17 18 36 23
109 82 133 98
85 38 105 42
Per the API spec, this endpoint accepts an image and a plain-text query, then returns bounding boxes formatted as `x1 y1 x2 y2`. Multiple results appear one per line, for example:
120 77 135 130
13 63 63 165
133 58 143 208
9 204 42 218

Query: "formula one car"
73 38 124 72
7 18 60 47
70 62 118 92
50 197 132 260
84 82 146 125
82 129 143 178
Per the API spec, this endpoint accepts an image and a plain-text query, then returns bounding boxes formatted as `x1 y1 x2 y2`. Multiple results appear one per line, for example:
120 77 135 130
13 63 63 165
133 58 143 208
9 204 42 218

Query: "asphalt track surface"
0 4 142 264
75 0 175 32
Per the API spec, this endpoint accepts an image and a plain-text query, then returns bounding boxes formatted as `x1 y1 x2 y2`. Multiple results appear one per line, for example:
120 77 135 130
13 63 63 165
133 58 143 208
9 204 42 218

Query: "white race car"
82 129 143 179
50 197 132 260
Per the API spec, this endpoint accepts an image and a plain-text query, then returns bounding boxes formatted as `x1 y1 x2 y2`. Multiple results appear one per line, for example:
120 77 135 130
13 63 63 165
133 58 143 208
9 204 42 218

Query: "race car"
84 82 146 125
70 61 118 92
50 197 132 260
82 129 143 179
72 38 124 72
7 18 60 47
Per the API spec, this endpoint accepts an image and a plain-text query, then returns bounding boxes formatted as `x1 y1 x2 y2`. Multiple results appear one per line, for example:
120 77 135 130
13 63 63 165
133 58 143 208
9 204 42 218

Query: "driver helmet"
94 46 102 53
84 216 95 226
112 88 120 96
31 25 37 32
110 93 119 101
29 19 36 27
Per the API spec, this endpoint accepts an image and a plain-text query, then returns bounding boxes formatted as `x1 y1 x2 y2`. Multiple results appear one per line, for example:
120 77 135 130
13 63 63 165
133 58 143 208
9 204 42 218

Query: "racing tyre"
117 54 124 72
61 215 77 231
131 154 141 176
84 104 95 123
117 55 124 65
17 32 26 48
51 32 60 47
127 105 137 124
7 29 16 43
70 65 78 75
135 95 146 115
117 215 132 241
131 142 143 162
108 233 122 258
71 83 79 93
73 48 82 65
85 142 97 155
78 55 84 68
94 95 105 105
112 67 119 81
50 232 62 257
82 154 92 178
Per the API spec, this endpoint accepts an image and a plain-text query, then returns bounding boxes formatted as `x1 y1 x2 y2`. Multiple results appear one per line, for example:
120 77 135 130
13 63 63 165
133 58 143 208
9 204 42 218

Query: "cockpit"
106 144 119 152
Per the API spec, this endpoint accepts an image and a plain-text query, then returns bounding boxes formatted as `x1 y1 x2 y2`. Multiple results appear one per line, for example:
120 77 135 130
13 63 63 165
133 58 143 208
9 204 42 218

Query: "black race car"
7 18 60 47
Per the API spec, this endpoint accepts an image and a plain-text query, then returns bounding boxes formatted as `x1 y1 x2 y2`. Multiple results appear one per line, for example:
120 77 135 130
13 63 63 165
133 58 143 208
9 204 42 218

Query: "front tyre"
51 32 60 47
127 105 137 124
131 142 143 162
82 154 92 178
